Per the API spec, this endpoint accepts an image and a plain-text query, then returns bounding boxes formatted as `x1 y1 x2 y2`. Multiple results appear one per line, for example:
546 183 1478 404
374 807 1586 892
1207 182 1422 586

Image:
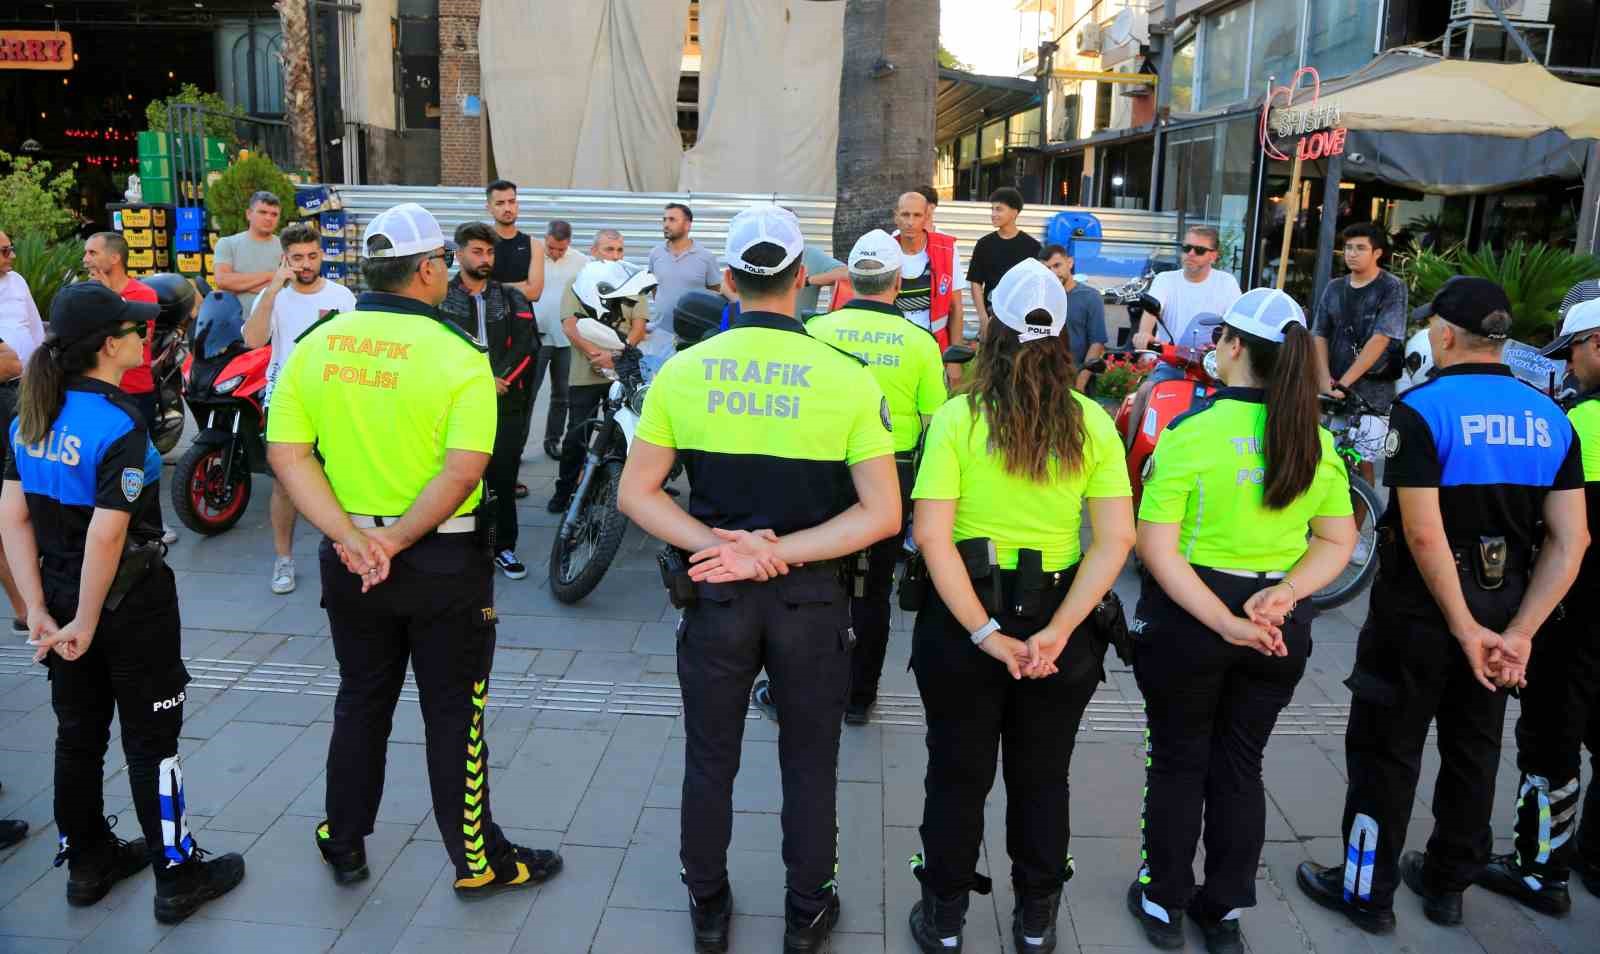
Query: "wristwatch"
970 617 1001 645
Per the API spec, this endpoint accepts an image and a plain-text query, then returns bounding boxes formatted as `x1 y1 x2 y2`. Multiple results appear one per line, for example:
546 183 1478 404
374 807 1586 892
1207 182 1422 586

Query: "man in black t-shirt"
967 187 1041 337
486 179 546 304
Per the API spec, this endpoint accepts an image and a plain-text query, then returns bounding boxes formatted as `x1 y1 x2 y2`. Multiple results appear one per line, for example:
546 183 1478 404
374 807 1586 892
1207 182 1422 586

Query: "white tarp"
479 0 686 192
678 0 843 195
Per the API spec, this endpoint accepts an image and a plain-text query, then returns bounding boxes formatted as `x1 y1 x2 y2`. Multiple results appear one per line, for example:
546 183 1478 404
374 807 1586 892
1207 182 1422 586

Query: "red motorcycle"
171 292 270 535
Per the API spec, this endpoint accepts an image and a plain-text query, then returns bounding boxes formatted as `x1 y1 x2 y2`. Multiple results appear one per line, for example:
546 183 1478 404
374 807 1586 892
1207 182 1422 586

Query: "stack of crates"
135 131 229 205
171 206 216 285
108 204 174 280
297 186 360 290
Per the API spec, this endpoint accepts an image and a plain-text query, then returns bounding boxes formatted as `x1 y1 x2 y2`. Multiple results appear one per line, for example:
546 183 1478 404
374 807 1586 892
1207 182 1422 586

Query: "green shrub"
204 155 296 237
0 150 77 242
1390 241 1600 340
8 234 81 319
145 84 244 142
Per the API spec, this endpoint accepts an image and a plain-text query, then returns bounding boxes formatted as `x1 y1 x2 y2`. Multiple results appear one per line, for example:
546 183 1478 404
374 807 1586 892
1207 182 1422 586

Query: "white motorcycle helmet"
573 260 658 319
1398 327 1435 394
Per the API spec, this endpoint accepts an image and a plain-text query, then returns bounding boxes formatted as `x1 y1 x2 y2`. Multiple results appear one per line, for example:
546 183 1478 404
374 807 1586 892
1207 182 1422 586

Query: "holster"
1009 548 1046 617
850 549 870 598
1470 535 1508 591
473 489 497 551
103 539 165 613
956 537 1000 614
657 546 698 608
898 551 929 612
1092 590 1133 665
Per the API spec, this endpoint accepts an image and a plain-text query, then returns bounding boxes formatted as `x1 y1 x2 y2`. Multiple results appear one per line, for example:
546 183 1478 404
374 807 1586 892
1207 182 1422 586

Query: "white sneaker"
161 527 179 545
1352 535 1374 565
271 557 296 595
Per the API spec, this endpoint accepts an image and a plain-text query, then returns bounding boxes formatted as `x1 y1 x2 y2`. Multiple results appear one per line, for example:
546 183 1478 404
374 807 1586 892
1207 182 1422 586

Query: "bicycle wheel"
1309 474 1383 611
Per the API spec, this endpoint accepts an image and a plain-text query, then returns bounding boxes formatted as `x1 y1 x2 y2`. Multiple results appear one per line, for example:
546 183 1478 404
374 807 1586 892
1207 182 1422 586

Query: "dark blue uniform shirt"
6 377 163 593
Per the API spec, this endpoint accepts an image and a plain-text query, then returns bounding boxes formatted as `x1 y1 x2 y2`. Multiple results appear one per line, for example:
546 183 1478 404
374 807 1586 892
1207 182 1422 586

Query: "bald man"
890 192 966 351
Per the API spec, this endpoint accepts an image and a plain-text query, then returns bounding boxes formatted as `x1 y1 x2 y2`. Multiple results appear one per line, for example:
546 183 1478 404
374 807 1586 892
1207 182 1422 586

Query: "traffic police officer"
1125 290 1356 952
805 228 946 724
266 203 561 897
905 258 1134 954
1473 296 1600 912
0 282 245 922
617 204 901 954
1296 277 1588 932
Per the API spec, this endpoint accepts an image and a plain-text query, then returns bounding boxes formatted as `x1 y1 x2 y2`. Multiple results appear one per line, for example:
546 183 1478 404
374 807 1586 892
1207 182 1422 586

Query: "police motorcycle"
170 291 271 535
142 274 197 455
549 262 658 603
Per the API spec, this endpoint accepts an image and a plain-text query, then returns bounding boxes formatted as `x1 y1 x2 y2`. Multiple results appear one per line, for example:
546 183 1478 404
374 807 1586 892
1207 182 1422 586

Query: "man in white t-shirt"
243 221 356 596
1132 225 1241 352
530 220 588 460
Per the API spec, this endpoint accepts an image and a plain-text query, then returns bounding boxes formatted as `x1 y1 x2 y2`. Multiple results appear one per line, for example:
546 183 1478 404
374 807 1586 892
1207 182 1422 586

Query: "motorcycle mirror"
575 317 626 352
1137 293 1162 316
942 344 976 365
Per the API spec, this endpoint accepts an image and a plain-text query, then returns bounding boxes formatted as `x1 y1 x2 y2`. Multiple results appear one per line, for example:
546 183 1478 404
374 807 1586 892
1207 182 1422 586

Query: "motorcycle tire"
1308 474 1383 612
549 459 628 604
171 442 252 535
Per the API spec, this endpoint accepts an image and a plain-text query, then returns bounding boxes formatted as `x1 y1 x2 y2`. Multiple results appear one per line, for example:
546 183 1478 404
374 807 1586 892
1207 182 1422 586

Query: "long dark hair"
964 314 1084 481
1224 321 1320 509
16 334 109 444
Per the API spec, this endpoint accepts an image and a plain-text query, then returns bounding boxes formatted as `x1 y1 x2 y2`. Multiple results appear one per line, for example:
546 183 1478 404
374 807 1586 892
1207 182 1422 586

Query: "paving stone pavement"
0 399 1594 954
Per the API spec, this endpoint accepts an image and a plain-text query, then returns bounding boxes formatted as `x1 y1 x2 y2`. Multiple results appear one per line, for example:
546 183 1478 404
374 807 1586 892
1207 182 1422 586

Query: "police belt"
1450 544 1532 575
350 513 475 534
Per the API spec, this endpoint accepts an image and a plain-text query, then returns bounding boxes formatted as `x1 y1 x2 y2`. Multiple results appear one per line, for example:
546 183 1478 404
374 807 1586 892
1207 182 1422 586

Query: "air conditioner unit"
1450 0 1552 22
1075 21 1102 57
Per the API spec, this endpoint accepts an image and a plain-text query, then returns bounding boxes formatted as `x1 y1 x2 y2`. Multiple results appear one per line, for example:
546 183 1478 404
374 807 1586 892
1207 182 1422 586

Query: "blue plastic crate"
174 231 203 253
175 207 205 232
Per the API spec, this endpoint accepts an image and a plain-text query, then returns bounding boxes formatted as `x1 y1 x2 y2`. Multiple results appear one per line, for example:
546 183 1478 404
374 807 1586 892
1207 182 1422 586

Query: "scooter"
549 317 651 603
141 273 197 456
170 292 270 535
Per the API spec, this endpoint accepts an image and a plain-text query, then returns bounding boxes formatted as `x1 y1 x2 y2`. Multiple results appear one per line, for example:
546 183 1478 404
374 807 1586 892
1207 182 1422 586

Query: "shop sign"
1259 67 1347 162
0 31 73 71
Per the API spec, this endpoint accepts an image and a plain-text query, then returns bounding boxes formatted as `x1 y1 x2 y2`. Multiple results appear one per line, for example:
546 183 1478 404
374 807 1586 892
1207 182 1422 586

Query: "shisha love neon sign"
1259 66 1348 162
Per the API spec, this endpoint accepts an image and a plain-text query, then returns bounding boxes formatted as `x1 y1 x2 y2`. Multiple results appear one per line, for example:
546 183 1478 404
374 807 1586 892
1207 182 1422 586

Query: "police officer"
1472 296 1600 912
1124 290 1356 953
617 204 901 954
266 204 561 896
1296 277 1588 932
805 228 946 724
0 282 244 922
907 258 1134 954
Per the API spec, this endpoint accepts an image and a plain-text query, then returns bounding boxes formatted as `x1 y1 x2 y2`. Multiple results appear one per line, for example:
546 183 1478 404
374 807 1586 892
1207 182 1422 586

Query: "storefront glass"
1171 37 1196 113
1251 0 1302 91
1163 115 1255 281
1306 0 1380 80
1200 4 1251 110
981 121 1006 161
1008 108 1041 149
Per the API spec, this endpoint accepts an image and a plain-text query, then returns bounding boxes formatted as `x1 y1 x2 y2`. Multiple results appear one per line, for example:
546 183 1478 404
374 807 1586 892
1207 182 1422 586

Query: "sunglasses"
0 246 13 257
1181 243 1216 256
109 322 148 341
423 249 456 270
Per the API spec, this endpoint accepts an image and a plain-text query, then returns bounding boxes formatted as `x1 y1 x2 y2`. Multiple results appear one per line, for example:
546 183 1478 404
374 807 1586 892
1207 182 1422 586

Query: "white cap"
847 229 902 276
1543 297 1600 359
991 258 1068 344
1221 288 1306 343
723 203 805 276
362 202 447 259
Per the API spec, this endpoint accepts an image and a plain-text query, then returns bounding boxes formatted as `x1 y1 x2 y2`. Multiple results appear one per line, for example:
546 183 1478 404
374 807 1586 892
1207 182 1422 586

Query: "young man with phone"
243 222 356 594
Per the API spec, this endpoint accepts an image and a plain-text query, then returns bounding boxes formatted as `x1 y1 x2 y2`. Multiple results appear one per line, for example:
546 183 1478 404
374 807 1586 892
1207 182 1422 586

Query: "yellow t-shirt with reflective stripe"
911 391 1131 571
805 302 946 452
1567 398 1600 481
1137 392 1353 571
266 301 497 517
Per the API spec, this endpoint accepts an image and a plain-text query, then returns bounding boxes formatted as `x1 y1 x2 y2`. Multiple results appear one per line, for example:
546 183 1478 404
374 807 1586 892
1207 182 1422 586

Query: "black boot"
1294 860 1396 934
0 819 26 850
1186 891 1244 954
783 891 840 954
314 820 369 885
1399 850 1462 926
60 818 149 907
153 847 246 924
1012 889 1062 953
687 883 732 953
909 880 968 953
454 843 563 899
1126 881 1183 950
1473 852 1571 917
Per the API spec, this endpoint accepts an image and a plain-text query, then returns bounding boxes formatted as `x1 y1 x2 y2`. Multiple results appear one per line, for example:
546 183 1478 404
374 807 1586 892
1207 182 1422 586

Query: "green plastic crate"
137 130 169 158
138 156 170 180
140 178 173 205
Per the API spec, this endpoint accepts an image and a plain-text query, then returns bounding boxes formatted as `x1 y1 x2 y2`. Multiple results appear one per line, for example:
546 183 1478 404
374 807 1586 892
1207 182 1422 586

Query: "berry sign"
1259 67 1347 162
0 31 73 71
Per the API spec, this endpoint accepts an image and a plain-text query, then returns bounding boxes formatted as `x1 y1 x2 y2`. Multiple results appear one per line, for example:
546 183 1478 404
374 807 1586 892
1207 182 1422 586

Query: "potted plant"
1092 353 1146 410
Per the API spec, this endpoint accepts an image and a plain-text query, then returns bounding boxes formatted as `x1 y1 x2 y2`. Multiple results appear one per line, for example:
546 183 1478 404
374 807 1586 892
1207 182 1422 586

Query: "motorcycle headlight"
214 374 245 394
627 384 650 416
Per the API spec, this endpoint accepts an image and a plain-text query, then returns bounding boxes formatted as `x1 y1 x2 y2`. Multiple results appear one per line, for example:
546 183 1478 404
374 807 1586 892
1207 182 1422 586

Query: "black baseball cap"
49 281 159 343
1409 276 1512 340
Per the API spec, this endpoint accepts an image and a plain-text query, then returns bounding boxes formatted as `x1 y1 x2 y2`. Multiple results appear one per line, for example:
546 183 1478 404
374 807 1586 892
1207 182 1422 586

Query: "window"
959 130 978 168
1250 0 1301 93
1306 0 1379 80
980 121 1006 161
935 143 955 191
1170 37 1196 113
1008 108 1041 148
1058 92 1081 140
1094 81 1112 130
1200 3 1251 110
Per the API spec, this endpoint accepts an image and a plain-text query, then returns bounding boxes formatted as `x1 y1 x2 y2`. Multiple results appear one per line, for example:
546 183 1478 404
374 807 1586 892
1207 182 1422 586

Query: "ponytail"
16 335 104 445
1238 321 1321 509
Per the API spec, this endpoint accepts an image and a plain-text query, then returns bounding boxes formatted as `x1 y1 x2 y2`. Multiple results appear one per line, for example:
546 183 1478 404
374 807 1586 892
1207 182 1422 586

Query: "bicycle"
1309 391 1386 611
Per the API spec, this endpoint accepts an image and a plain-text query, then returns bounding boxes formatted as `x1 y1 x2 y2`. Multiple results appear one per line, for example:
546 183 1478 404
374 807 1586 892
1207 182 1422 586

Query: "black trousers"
847 456 915 710
1338 571 1525 908
527 345 572 447
48 565 193 866
1509 601 1600 881
555 383 608 500
677 565 853 918
1132 568 1310 914
321 533 511 880
913 576 1104 899
487 404 530 551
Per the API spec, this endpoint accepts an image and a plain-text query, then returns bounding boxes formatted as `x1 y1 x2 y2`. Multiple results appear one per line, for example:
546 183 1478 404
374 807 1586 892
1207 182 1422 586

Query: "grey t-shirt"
214 231 283 318
1311 270 1407 413
647 241 722 337
797 245 844 317
1064 283 1107 368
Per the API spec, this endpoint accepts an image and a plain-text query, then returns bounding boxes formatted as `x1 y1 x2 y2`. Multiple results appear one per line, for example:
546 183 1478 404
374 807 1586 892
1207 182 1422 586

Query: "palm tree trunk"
276 0 320 179
833 0 939 255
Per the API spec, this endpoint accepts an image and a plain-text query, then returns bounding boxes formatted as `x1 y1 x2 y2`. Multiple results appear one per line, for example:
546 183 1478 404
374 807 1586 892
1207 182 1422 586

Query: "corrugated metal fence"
330 185 1181 321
